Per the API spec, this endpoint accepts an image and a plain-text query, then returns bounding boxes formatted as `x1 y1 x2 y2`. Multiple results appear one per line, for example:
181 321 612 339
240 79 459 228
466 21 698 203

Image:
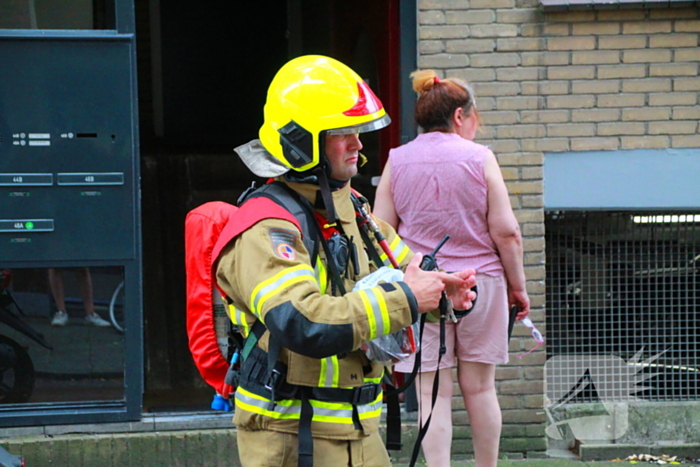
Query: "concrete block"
650 444 700 459
579 443 649 461
111 434 130 467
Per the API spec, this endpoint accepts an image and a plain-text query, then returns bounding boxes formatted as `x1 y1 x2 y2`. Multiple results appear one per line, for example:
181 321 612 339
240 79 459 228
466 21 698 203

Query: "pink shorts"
394 274 509 372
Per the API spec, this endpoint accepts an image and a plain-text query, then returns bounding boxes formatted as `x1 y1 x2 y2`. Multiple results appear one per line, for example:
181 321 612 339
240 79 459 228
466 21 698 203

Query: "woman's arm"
373 162 399 230
485 150 530 318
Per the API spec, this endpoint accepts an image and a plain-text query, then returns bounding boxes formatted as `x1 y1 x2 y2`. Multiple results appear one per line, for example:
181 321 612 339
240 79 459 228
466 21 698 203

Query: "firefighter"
215 55 477 467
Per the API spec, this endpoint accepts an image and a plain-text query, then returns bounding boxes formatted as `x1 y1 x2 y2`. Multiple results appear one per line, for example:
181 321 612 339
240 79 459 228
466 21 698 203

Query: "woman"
374 70 530 467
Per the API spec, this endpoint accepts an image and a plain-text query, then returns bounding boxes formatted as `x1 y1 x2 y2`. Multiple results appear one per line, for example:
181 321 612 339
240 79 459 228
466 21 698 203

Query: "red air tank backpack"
184 182 318 410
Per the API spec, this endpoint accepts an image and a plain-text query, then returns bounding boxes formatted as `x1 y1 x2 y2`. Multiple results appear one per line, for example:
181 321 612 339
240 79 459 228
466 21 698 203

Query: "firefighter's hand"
446 268 478 310
404 254 468 314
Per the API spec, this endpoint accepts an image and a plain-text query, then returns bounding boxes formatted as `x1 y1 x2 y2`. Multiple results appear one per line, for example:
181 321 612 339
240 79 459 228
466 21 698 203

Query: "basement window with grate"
546 210 700 403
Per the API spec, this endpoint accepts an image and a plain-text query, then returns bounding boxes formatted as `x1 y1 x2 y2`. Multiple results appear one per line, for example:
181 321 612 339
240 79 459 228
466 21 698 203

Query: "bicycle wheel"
0 334 35 404
109 281 125 333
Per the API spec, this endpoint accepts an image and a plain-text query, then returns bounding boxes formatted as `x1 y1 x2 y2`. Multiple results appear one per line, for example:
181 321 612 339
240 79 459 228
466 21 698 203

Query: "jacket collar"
279 178 355 225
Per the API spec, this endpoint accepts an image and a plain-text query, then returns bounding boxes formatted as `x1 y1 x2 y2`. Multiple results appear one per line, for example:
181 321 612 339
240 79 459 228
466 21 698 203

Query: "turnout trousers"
237 429 391 467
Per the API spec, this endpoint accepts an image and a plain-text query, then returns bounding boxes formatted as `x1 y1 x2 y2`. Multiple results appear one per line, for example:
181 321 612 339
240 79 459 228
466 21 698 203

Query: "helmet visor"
326 114 392 136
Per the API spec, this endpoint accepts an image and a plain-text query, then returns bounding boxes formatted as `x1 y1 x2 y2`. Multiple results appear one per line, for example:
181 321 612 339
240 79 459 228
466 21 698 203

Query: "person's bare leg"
458 361 501 467
418 368 454 467
48 268 66 311
74 268 95 316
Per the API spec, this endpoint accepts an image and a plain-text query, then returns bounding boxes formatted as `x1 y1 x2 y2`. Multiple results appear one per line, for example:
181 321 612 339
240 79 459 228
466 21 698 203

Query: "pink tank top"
388 132 504 275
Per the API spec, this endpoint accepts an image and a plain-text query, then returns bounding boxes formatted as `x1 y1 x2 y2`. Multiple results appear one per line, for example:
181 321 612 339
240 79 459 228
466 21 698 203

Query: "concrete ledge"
579 443 700 461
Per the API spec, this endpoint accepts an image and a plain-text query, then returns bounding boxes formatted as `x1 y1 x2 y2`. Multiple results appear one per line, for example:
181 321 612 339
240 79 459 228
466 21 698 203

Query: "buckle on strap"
352 384 381 405
264 368 284 392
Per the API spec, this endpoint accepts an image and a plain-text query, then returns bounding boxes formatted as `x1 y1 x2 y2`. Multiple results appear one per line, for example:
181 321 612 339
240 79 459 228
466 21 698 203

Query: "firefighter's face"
325 133 363 182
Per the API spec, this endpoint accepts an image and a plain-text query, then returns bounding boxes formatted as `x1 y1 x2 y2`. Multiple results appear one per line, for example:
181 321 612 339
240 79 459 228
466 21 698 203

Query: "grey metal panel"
544 149 700 210
0 38 136 261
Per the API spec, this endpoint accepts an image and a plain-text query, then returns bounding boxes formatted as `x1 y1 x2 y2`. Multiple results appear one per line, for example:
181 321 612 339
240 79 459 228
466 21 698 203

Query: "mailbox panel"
0 39 136 262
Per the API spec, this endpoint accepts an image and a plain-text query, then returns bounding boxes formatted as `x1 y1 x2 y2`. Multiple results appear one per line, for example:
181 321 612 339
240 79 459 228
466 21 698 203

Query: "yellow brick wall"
418 0 699 457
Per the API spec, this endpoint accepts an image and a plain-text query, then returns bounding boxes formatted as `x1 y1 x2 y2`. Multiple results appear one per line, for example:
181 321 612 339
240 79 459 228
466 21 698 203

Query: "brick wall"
417 0 700 459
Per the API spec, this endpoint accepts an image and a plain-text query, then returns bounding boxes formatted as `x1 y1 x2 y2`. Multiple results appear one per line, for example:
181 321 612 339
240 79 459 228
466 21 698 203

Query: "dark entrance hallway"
135 0 403 411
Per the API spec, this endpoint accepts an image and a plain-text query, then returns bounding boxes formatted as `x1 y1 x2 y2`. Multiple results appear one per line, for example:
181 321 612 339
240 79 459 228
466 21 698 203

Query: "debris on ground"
611 453 696 464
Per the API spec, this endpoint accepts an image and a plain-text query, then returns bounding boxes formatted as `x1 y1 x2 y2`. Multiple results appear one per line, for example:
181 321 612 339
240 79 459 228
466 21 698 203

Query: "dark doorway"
135 0 401 412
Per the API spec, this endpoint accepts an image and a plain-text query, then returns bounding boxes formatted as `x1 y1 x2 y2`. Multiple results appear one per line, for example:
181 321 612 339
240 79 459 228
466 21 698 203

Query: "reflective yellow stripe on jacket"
235 383 383 424
227 304 250 337
249 264 317 319
319 356 340 387
380 235 410 266
356 288 390 341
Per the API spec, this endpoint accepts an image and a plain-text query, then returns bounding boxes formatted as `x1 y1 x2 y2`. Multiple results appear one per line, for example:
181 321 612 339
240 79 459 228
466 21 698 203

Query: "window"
546 210 700 402
0 0 115 30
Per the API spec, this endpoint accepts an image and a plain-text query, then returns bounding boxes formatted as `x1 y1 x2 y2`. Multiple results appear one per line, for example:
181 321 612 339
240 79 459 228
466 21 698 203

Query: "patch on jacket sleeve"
269 228 298 261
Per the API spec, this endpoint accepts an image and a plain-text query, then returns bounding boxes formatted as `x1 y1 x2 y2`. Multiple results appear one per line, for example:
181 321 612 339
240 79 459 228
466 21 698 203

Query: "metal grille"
546 211 700 402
